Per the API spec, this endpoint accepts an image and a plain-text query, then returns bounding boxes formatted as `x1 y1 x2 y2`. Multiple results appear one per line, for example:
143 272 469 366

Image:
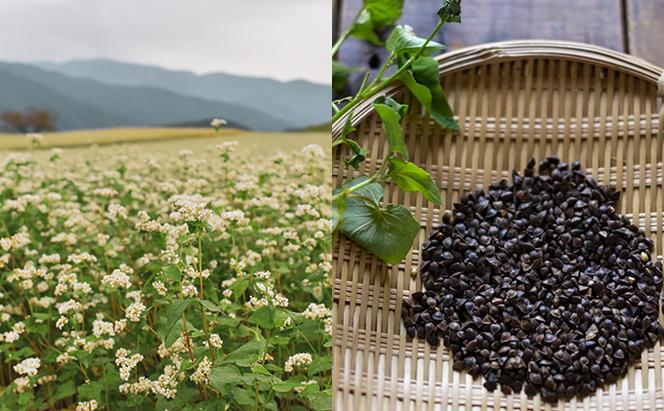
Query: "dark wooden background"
333 0 664 91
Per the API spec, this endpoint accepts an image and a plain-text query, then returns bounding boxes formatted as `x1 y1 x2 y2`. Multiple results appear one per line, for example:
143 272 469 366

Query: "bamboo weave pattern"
332 41 664 411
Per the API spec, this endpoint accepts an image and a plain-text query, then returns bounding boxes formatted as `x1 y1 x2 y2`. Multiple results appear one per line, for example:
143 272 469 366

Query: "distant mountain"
0 69 131 130
39 59 330 129
0 62 293 131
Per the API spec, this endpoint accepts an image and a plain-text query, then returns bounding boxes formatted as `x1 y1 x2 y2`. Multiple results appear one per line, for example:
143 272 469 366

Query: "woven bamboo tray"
332 40 664 410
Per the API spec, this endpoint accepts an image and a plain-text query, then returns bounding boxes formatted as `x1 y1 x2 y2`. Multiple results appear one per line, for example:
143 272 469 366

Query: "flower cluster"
0 135 331 410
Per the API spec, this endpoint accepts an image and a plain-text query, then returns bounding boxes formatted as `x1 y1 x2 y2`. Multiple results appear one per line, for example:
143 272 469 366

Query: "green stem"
331 158 389 201
331 19 445 125
197 233 216 361
332 7 363 57
366 53 395 90
295 328 319 356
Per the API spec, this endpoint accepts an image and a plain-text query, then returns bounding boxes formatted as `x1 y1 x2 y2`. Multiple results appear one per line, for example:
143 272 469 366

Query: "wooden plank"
626 0 664 69
333 0 342 42
441 0 624 52
335 0 442 92
334 0 627 93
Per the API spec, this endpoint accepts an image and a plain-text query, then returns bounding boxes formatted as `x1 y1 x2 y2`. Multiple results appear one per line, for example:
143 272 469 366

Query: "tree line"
0 108 56 133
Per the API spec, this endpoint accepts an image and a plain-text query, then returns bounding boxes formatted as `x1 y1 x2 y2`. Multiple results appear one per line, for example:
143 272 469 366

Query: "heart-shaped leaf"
387 157 441 204
387 25 445 56
350 9 383 45
373 96 409 160
400 56 459 131
157 298 191 344
338 180 419 264
209 364 242 389
350 0 404 45
364 0 404 28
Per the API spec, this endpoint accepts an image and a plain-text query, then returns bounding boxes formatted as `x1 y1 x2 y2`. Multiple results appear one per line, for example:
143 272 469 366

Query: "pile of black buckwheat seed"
402 156 664 402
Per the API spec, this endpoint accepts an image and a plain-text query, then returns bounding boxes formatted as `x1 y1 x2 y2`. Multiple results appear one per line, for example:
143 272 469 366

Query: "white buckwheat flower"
102 269 132 289
58 299 82 315
303 303 332 320
206 334 223 349
190 356 212 384
152 281 168 296
210 118 227 128
284 353 312 373
14 357 41 376
115 348 144 381
181 284 198 297
125 301 146 322
76 400 99 411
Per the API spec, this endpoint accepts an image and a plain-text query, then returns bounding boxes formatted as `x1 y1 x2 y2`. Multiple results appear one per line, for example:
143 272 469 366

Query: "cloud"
0 0 331 84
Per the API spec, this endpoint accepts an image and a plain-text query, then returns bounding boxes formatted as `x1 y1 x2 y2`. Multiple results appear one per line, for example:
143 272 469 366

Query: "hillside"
39 59 330 128
0 62 293 131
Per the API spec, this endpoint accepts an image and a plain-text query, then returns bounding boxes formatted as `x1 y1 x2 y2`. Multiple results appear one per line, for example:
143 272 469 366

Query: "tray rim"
332 39 664 140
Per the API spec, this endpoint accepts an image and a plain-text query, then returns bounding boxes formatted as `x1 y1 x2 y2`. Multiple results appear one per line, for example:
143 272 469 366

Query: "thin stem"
331 158 390 201
182 313 207 401
367 53 396 90
332 7 363 57
197 232 216 360
198 234 204 299
332 19 445 125
356 71 372 96
295 328 318 356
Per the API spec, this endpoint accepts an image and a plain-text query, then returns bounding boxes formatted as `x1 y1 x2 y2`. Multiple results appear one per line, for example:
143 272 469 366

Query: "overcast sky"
0 0 331 84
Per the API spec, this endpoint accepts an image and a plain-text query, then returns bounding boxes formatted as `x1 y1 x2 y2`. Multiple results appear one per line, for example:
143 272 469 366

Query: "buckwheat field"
0 132 332 411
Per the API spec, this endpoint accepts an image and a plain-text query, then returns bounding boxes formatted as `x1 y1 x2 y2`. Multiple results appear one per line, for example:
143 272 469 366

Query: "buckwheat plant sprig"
0 134 332 410
332 0 462 264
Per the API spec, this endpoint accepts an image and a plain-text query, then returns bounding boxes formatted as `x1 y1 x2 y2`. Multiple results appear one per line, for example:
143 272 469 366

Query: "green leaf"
387 25 445 56
158 299 192 344
338 115 367 170
216 316 241 328
333 61 351 92
438 0 462 23
223 337 265 367
400 56 459 131
197 299 221 313
231 386 254 407
373 96 409 160
350 9 383 45
272 376 305 393
308 356 333 377
126 394 145 407
305 391 333 411
209 364 242 389
298 381 320 396
161 265 182 282
229 278 249 297
343 138 368 169
364 0 404 28
249 305 276 329
338 180 419 264
78 381 103 401
349 0 404 45
52 381 76 401
251 363 272 376
387 157 441 204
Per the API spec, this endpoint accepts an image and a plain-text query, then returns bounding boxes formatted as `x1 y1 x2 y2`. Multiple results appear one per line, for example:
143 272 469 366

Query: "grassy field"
0 128 331 154
0 127 332 410
0 127 245 150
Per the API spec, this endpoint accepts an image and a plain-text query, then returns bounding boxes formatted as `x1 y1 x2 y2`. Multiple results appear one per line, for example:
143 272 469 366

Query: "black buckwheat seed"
401 157 664 402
